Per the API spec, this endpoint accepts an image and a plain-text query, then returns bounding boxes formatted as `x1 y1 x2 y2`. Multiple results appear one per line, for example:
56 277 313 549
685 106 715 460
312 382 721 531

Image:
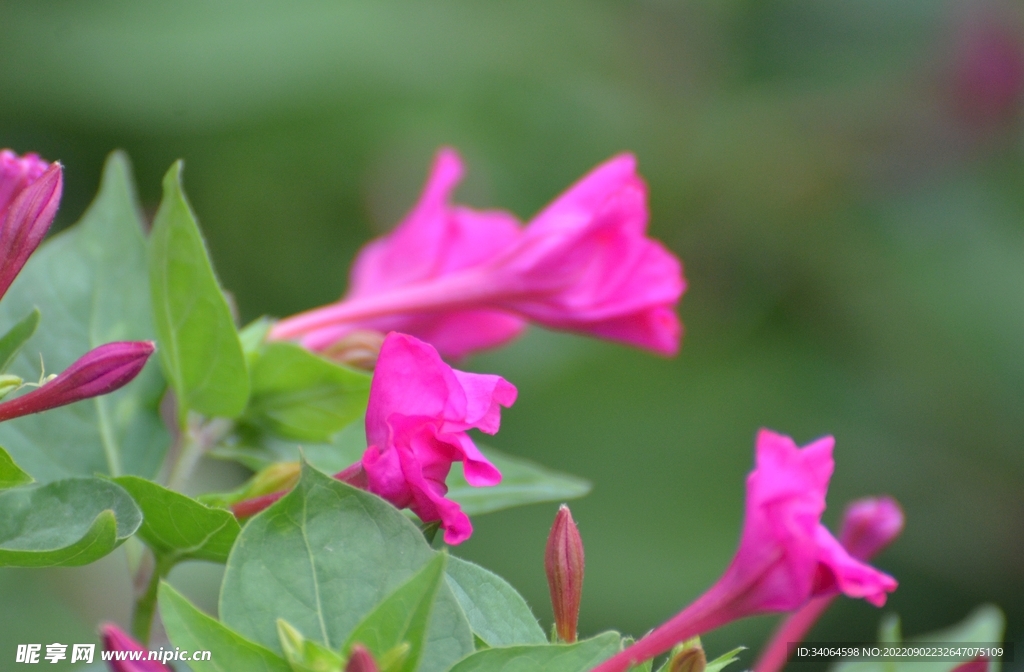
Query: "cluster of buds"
0 151 155 427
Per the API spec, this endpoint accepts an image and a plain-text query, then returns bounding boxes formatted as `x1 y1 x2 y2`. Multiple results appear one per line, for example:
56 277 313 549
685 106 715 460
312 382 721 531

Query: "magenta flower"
270 148 685 359
0 341 156 422
0 150 62 301
359 331 515 544
753 496 904 672
592 430 898 672
100 624 171 672
234 331 518 542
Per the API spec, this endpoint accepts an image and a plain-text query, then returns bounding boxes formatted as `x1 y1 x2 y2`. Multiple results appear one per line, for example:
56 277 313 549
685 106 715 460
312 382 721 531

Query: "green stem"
131 553 175 645
167 429 202 492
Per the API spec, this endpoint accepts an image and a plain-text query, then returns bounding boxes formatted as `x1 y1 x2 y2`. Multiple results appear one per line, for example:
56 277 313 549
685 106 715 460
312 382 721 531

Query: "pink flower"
232 332 516 543
592 430 898 672
100 624 171 671
360 332 515 544
270 148 685 359
753 496 904 672
0 150 62 301
0 341 156 423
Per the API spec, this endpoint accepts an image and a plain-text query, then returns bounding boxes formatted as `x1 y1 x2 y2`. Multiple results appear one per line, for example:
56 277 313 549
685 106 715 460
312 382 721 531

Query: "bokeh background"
1 0 1022 668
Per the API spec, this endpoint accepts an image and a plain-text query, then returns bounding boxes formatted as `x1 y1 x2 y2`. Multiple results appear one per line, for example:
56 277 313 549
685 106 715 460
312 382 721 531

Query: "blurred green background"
1 0 1022 668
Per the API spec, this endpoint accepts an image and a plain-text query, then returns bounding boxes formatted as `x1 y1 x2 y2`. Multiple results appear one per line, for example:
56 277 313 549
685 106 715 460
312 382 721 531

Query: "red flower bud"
0 341 154 423
346 645 380 672
545 504 585 643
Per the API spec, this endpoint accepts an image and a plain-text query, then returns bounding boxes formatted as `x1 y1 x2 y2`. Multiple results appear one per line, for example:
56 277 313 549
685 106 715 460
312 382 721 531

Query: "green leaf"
343 553 448 672
244 342 371 443
0 477 141 567
447 631 623 672
219 464 474 672
0 308 39 373
0 445 33 489
0 152 168 482
159 582 291 672
447 446 591 516
113 475 240 563
149 160 249 420
832 605 1005 672
705 646 746 672
445 556 546 647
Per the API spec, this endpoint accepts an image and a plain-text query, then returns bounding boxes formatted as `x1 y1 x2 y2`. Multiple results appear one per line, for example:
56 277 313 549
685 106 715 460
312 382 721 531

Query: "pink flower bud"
545 504 585 643
0 151 62 301
839 497 905 561
0 341 155 423
100 623 172 672
345 645 380 672
592 430 897 672
271 149 685 359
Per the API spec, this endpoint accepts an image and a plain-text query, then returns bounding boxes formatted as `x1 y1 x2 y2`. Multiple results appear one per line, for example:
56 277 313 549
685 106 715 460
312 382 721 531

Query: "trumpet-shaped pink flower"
0 150 62 301
0 341 155 423
270 148 685 359
100 624 172 671
592 430 898 672
360 332 515 544
753 496 904 672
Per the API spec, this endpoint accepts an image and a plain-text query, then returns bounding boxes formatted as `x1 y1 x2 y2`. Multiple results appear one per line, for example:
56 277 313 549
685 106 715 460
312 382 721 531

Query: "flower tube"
271 149 685 359
591 430 898 672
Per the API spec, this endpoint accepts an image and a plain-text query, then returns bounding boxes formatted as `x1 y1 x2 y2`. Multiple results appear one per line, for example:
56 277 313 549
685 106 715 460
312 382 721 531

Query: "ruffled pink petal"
813 525 898 606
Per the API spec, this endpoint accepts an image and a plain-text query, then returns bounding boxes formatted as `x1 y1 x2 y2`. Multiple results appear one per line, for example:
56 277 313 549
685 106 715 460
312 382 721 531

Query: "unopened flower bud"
0 154 62 302
0 374 22 400
545 504 585 643
666 639 706 672
346 645 380 672
839 497 904 561
322 329 386 370
0 341 155 423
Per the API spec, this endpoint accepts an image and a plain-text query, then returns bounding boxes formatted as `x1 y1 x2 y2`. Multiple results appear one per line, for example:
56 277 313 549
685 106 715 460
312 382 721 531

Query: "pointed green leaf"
447 445 591 516
447 631 623 672
705 646 746 672
113 475 240 563
244 342 371 443
149 161 249 420
0 152 167 482
278 619 345 672
343 553 447 672
220 464 473 672
0 477 141 567
0 308 39 373
159 582 291 672
0 445 33 489
445 556 546 647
